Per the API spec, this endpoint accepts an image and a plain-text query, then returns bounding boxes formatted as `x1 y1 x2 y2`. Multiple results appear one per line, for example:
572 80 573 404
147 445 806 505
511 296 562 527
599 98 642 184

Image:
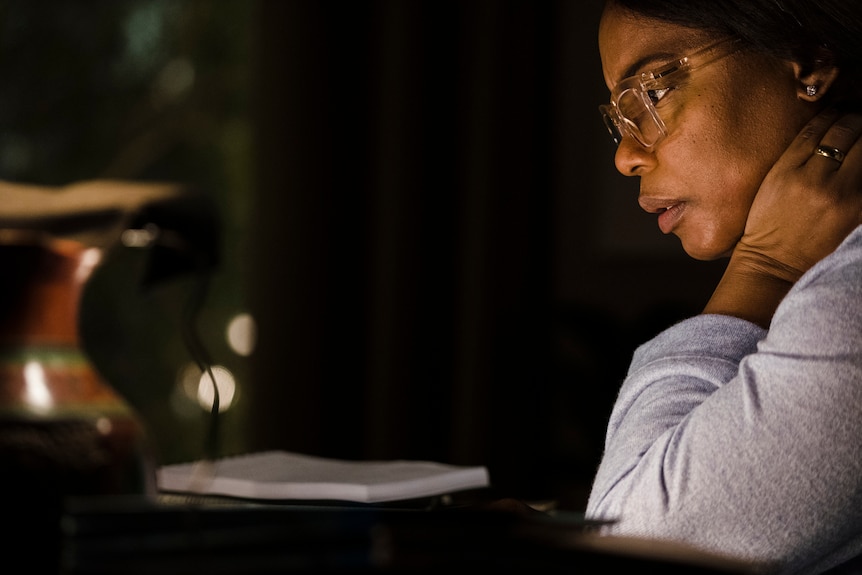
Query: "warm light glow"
170 363 202 419
23 361 53 410
178 362 201 399
95 417 113 435
76 248 103 283
197 365 236 413
121 225 159 248
226 313 256 356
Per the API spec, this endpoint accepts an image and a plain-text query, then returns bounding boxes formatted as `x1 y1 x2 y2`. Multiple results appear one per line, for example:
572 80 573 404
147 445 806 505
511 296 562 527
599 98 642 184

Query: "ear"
794 46 840 102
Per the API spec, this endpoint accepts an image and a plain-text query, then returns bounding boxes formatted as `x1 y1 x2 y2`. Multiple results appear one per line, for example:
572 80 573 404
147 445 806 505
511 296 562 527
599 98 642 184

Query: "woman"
585 1 862 573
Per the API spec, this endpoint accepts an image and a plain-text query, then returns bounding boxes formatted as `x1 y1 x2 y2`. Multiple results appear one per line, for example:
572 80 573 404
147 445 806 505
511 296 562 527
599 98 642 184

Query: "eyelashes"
647 86 674 105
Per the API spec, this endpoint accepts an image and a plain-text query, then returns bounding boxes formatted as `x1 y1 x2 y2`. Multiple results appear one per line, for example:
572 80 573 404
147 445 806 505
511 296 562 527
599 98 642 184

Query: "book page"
157 450 490 503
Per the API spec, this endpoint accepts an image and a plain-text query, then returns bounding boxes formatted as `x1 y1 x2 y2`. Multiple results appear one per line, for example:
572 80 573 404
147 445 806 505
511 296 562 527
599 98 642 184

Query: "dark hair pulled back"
606 0 862 75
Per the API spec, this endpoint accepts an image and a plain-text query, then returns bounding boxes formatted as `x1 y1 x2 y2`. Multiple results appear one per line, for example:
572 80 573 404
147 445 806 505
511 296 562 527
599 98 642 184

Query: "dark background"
1 0 726 511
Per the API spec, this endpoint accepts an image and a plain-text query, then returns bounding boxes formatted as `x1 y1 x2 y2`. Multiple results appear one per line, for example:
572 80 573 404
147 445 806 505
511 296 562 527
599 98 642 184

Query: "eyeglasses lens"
602 88 664 148
601 107 623 145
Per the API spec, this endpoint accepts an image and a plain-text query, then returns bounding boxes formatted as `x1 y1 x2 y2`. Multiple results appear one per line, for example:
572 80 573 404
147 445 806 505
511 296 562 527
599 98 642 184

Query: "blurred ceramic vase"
0 235 155 567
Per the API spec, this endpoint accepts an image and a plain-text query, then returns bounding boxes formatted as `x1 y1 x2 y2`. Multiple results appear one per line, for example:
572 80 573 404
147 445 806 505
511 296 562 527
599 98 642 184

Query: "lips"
638 196 686 234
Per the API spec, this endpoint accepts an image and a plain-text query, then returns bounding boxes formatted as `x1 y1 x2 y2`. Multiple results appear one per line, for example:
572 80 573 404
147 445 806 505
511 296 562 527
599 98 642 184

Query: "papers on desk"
156 450 491 504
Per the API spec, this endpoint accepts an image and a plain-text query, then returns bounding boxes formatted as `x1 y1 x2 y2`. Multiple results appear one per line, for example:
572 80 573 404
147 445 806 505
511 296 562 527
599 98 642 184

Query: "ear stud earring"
806 85 818 97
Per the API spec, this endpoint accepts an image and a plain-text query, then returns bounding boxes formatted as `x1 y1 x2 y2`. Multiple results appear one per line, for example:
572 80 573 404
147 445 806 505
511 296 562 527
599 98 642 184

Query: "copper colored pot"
0 237 155 568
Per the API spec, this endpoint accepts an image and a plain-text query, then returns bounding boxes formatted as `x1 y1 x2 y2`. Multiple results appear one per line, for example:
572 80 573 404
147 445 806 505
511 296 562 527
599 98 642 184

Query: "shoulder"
769 224 862 354
794 224 862 290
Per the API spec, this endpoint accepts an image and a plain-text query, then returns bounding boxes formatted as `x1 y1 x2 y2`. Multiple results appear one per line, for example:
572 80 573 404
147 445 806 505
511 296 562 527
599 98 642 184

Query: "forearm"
586 311 862 572
587 227 862 572
586 314 763 523
702 252 797 329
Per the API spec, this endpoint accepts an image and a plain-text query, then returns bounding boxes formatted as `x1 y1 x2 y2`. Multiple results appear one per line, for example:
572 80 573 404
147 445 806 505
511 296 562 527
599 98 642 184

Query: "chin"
678 238 734 261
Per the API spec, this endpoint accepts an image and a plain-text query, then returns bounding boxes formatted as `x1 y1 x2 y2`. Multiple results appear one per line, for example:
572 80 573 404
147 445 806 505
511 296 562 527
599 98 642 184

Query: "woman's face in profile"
598 3 813 260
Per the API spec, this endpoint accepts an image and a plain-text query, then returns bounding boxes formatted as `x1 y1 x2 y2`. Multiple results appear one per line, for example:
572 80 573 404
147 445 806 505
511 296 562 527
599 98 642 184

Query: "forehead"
598 4 715 90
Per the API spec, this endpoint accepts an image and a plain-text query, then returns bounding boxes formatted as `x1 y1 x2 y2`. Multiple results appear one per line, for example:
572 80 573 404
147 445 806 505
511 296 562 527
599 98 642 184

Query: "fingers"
797 109 862 174
831 114 862 190
811 111 862 172
792 107 842 156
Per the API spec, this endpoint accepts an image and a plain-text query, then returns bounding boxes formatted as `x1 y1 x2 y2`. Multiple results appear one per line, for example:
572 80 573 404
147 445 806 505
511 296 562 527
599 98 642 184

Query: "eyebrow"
617 51 681 85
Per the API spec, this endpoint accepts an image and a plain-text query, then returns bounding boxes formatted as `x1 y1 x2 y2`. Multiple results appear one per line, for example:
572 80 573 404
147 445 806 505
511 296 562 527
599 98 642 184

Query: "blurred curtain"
248 0 560 498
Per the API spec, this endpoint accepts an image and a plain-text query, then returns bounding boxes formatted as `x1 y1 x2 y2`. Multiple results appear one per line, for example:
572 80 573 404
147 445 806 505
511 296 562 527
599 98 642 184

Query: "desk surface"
49 495 759 575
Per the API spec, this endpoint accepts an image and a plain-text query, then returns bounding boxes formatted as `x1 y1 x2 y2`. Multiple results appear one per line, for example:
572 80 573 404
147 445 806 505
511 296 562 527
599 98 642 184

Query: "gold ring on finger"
814 145 846 163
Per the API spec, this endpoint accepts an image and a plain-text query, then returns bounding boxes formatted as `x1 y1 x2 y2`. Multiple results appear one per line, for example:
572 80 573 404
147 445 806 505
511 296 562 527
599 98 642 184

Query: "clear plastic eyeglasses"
599 37 741 148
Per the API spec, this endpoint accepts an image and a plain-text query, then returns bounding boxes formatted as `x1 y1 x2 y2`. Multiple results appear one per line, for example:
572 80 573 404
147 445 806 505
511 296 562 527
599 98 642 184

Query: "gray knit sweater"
586 225 862 575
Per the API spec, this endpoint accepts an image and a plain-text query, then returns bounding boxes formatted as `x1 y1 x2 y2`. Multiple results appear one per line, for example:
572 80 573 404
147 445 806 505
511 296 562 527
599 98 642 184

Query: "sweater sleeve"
584 227 862 575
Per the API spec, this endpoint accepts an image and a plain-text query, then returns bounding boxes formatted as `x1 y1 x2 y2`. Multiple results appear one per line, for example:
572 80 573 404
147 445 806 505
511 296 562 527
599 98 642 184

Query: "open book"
156 450 490 504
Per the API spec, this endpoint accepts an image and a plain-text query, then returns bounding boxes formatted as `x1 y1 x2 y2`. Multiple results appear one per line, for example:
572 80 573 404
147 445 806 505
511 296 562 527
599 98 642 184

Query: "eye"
646 86 673 105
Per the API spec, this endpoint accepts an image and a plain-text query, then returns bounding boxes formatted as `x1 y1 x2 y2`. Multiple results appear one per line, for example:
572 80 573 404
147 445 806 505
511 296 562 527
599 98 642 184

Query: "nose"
613 135 655 176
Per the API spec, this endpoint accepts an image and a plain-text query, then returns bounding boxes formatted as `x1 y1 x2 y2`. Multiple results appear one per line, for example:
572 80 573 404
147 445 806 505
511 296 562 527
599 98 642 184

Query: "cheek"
715 79 804 191
663 66 805 259
678 116 763 211
690 97 781 211
682 179 753 259
669 129 763 259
